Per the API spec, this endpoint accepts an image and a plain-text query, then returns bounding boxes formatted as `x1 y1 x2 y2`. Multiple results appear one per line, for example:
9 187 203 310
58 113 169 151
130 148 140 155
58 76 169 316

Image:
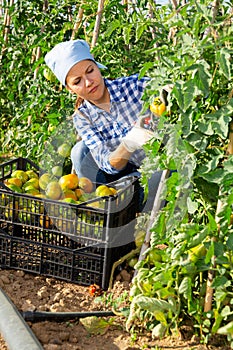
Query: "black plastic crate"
0 158 139 289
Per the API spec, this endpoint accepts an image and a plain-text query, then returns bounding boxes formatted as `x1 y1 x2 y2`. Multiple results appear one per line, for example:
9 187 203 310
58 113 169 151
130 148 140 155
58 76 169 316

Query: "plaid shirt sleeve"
73 74 150 174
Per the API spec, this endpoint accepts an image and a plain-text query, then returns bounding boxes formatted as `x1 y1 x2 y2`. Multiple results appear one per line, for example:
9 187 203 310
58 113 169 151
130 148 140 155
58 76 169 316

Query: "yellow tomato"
95 185 115 197
158 103 166 115
150 98 166 116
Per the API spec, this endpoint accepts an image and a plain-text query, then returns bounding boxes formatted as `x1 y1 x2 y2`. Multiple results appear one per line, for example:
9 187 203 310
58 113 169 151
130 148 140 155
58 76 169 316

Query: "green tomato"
188 243 206 263
57 143 71 158
128 257 138 268
148 249 162 265
43 68 56 83
52 165 63 177
134 230 146 248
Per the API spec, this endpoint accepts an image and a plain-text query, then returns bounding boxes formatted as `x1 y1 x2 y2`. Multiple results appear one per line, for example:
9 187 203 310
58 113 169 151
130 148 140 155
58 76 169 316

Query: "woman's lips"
89 86 98 94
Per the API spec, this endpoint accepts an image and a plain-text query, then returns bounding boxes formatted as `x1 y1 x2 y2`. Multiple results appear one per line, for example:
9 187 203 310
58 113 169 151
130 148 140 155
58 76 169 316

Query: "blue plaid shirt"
73 74 150 174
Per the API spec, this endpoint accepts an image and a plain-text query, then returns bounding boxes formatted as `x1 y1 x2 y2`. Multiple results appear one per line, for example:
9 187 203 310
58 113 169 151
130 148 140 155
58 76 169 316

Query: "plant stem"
91 0 105 49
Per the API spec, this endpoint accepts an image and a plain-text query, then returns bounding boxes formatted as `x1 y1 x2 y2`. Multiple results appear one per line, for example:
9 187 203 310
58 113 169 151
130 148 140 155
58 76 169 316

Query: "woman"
45 39 162 210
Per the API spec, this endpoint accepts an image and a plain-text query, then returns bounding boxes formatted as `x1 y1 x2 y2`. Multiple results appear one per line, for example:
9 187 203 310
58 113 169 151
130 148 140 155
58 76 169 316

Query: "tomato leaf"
122 25 132 45
199 168 224 184
178 276 192 300
212 276 230 288
192 62 211 96
217 321 233 336
80 316 114 335
133 295 177 314
187 197 198 214
226 234 233 250
136 22 147 42
105 19 121 37
152 323 167 338
216 48 231 80
186 131 208 151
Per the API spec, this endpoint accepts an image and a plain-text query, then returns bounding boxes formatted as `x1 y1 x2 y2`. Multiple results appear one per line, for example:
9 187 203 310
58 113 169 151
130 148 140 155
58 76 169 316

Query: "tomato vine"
129 0 233 345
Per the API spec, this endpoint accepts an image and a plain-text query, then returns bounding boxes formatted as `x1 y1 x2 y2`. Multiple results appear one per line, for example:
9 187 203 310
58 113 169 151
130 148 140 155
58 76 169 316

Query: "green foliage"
128 0 233 344
0 0 158 165
1 0 233 345
0 0 78 163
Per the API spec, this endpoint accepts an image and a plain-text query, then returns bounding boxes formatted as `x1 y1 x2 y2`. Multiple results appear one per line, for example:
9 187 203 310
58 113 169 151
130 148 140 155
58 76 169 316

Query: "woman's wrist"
109 143 132 170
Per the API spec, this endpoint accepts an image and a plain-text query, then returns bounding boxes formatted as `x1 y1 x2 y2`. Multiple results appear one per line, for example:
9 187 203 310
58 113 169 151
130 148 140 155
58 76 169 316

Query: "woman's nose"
85 77 93 87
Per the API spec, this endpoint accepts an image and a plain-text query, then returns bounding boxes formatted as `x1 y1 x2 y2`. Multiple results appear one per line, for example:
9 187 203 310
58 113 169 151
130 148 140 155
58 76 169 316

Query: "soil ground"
0 269 231 350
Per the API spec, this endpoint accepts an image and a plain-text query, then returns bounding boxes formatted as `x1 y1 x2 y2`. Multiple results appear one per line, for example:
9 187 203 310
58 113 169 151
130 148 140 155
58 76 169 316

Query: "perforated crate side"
40 243 104 285
0 158 139 288
0 231 105 287
0 175 139 247
0 222 135 289
0 232 11 267
0 157 39 181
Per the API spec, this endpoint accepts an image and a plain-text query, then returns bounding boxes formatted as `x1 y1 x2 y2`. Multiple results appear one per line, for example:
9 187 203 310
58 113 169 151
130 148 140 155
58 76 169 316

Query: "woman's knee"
71 141 87 164
71 141 99 181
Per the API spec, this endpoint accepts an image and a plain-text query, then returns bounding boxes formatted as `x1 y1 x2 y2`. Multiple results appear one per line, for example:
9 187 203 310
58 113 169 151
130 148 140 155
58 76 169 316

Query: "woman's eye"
87 68 94 74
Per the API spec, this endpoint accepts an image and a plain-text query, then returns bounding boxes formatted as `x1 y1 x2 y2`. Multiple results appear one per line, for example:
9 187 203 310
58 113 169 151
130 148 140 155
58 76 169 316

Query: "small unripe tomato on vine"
188 243 206 263
128 256 138 268
147 249 162 265
134 230 146 248
43 68 57 83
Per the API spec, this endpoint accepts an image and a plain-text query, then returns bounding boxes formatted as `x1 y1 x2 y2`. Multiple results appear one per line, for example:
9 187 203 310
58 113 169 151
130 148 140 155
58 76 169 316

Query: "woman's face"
66 60 109 107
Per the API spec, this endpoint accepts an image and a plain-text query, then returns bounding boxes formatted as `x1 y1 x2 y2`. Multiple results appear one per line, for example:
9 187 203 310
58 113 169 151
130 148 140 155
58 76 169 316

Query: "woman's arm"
109 120 154 170
109 119 154 170
74 112 125 174
74 111 153 173
109 143 132 170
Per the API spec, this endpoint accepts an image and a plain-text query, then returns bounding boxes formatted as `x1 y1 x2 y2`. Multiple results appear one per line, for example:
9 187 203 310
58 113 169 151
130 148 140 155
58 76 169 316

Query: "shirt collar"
104 78 126 103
